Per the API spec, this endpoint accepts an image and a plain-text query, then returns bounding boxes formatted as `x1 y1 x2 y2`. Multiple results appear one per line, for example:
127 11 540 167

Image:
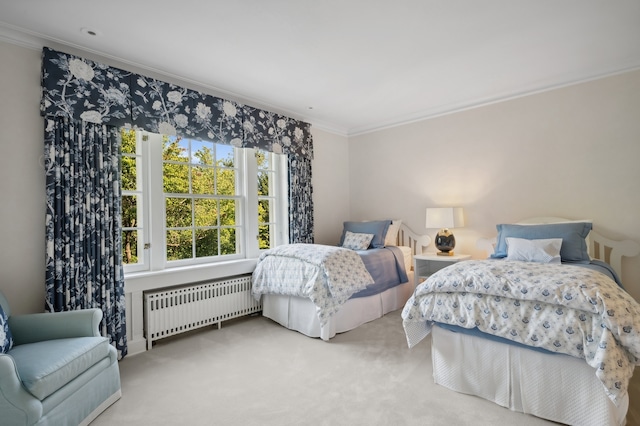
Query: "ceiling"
1 1 639 136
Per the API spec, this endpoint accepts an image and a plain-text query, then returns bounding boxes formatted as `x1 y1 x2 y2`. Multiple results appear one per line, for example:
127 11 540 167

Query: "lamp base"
434 228 456 255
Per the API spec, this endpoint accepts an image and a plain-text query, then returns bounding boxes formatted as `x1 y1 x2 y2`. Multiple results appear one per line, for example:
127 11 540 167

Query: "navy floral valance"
40 47 313 159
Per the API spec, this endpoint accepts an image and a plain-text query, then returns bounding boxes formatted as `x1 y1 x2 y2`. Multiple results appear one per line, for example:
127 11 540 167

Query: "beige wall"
311 128 351 245
0 42 45 315
348 69 640 300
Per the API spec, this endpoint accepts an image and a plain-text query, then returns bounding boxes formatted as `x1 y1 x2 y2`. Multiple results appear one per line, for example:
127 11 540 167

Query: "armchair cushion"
8 309 102 345
1 303 13 353
9 336 110 400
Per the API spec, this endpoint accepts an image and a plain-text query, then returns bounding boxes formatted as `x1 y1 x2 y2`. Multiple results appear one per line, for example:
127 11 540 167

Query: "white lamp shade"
426 207 464 229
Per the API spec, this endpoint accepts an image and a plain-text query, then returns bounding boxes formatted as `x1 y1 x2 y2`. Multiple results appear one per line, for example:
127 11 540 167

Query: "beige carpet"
92 310 638 426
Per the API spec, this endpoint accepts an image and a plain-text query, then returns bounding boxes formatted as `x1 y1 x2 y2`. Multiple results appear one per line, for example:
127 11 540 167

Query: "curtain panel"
288 156 314 243
44 117 127 358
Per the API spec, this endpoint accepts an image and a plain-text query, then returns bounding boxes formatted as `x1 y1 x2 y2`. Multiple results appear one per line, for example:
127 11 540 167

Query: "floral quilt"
402 259 640 404
252 244 374 325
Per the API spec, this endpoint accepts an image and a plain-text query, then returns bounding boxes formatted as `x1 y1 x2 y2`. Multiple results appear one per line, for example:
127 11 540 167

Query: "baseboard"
126 339 147 356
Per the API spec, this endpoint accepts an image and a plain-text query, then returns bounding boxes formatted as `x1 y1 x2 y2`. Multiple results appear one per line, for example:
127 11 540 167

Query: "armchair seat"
10 337 112 401
0 291 121 426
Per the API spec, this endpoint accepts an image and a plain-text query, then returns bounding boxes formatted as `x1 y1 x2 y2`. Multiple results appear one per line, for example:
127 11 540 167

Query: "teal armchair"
0 291 121 425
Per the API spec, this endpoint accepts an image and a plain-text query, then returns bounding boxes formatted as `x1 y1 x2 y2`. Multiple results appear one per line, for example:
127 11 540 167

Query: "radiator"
144 275 261 350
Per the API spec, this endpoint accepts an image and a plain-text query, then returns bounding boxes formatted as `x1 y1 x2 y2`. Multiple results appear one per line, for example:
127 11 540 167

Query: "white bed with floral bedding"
402 217 640 426
252 220 430 340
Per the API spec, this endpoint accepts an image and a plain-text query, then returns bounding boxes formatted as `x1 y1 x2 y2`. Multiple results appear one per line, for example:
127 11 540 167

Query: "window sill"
124 258 258 293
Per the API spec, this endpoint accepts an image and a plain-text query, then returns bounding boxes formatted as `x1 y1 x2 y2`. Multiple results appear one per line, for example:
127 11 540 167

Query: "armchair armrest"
8 309 103 345
0 354 42 424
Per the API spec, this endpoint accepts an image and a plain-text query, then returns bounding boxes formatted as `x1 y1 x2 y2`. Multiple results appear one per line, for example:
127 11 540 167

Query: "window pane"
163 163 189 193
216 168 235 196
166 229 193 260
194 198 218 227
165 197 192 227
195 229 218 257
191 140 214 165
256 150 269 170
220 228 237 255
192 166 215 195
121 156 137 191
257 171 269 196
122 195 138 228
163 137 189 162
122 230 139 264
217 144 235 167
121 129 136 154
258 225 270 249
258 199 270 223
219 199 236 226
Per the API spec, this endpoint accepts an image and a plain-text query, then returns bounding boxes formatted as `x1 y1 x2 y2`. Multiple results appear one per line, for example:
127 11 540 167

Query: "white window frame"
122 131 288 276
252 149 289 256
274 152 289 247
121 130 150 274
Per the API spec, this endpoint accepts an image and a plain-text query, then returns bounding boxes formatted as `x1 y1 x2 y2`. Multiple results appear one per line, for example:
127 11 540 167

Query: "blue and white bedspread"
402 259 640 404
252 244 374 326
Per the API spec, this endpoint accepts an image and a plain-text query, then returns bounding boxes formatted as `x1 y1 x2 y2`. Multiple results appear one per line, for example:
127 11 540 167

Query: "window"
121 130 287 274
163 136 240 262
257 150 287 250
121 129 146 270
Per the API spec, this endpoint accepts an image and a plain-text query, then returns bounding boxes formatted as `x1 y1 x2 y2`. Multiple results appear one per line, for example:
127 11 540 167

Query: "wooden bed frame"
433 217 640 426
261 223 430 340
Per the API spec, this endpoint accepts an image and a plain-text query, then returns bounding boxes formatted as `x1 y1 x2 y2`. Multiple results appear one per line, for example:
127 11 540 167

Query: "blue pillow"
340 220 391 249
1 303 13 354
491 222 592 263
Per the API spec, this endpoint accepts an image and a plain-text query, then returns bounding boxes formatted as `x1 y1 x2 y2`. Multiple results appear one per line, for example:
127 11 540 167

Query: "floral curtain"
288 156 314 243
41 48 314 244
41 47 314 160
41 50 132 126
44 117 127 358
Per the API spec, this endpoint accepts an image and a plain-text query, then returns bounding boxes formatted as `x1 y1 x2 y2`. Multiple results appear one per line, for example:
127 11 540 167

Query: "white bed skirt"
431 325 628 426
262 274 414 341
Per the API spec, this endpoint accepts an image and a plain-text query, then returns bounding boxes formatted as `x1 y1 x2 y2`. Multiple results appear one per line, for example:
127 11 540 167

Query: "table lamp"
426 207 464 256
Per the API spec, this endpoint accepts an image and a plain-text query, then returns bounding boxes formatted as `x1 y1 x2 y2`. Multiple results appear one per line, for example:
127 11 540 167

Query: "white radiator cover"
144 275 261 349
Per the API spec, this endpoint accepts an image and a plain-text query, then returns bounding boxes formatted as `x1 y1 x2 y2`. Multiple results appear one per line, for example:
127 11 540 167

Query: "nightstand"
413 253 471 287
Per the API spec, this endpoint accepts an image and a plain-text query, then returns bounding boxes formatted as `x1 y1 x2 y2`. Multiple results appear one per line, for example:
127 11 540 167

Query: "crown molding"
347 63 640 137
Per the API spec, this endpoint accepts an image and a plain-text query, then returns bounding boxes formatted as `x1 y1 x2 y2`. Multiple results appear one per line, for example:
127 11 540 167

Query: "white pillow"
506 237 563 264
384 219 403 246
342 231 375 251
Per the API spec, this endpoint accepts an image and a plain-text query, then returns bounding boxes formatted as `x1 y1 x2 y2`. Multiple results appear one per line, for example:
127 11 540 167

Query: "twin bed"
251 217 640 426
404 217 640 426
252 219 429 340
